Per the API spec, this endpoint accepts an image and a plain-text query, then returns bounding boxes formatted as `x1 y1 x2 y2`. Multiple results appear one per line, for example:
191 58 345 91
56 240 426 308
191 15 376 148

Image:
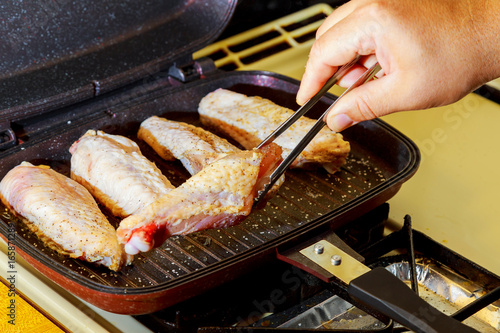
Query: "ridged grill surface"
2 150 386 289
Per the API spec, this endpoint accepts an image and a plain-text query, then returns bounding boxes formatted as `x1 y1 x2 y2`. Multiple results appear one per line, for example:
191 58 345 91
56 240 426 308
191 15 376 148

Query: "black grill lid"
0 0 237 120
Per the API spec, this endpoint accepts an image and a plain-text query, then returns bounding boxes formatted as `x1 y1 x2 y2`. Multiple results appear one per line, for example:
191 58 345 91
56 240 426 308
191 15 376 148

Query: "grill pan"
0 70 419 314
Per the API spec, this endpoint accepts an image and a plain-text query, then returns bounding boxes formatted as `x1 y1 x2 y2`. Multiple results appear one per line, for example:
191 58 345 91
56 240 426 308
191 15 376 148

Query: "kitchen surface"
1 2 500 332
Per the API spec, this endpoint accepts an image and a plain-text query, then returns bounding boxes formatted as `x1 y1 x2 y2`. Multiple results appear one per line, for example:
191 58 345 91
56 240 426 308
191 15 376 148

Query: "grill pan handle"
277 231 478 333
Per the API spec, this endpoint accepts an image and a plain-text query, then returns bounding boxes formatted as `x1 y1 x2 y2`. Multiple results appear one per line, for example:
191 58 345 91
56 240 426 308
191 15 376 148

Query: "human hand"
297 0 500 132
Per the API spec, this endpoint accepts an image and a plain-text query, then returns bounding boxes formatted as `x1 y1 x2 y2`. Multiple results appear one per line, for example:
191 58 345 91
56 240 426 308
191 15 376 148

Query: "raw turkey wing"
138 116 240 175
116 143 282 255
70 130 175 218
0 162 131 271
198 88 350 173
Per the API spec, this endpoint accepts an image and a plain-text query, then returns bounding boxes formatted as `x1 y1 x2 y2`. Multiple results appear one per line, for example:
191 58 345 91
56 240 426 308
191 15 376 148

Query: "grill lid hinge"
0 121 17 151
168 57 217 83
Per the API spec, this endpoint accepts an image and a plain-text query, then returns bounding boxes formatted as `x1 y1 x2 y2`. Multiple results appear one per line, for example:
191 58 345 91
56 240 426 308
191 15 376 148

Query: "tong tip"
254 183 272 208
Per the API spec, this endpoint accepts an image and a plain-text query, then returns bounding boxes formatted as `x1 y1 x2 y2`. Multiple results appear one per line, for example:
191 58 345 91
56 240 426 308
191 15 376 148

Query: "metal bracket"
300 240 370 285
276 230 367 284
0 121 17 150
168 57 217 83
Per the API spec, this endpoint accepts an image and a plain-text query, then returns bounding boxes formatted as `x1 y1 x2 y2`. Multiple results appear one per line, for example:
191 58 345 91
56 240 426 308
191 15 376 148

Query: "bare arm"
296 0 500 132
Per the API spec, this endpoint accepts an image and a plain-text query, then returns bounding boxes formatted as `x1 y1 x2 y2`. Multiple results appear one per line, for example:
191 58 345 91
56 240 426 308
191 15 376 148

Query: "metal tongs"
255 56 382 205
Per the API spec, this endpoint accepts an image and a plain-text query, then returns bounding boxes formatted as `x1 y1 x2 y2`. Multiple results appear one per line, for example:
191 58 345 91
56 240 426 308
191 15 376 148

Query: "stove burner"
134 204 500 332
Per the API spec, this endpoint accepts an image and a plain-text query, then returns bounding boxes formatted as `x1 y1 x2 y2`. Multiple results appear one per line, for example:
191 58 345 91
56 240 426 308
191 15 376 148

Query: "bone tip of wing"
124 234 153 255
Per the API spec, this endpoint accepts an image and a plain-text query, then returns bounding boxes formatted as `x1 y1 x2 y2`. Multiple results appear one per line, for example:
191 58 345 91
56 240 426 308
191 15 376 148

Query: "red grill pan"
0 70 419 314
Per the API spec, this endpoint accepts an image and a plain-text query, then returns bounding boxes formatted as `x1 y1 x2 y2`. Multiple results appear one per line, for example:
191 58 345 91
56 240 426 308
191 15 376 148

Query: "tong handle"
349 267 479 333
255 61 381 205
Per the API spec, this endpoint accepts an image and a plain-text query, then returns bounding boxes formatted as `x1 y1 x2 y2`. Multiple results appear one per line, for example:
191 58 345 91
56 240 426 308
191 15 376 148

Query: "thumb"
325 75 406 132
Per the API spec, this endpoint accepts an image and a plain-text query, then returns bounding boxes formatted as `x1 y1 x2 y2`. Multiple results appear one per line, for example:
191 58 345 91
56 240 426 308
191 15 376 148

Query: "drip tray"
274 260 499 332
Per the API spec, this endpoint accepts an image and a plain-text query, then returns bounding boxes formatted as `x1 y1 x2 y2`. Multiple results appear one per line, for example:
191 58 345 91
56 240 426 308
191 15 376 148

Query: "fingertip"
296 86 310 105
295 89 305 106
327 113 357 132
326 77 395 132
296 71 319 106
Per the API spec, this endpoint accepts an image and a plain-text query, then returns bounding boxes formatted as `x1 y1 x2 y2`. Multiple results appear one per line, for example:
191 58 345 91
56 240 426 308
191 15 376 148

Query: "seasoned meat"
138 116 240 175
198 88 350 173
70 130 174 217
0 162 131 271
116 143 282 255
139 116 284 203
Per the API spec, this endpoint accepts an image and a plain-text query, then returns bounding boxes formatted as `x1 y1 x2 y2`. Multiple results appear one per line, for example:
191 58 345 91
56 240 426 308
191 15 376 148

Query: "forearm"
468 0 500 84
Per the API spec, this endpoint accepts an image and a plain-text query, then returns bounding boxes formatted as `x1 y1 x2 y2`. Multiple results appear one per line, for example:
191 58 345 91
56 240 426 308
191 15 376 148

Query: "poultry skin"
198 88 350 174
116 143 282 255
138 116 285 200
138 116 240 175
70 130 174 217
0 162 131 271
